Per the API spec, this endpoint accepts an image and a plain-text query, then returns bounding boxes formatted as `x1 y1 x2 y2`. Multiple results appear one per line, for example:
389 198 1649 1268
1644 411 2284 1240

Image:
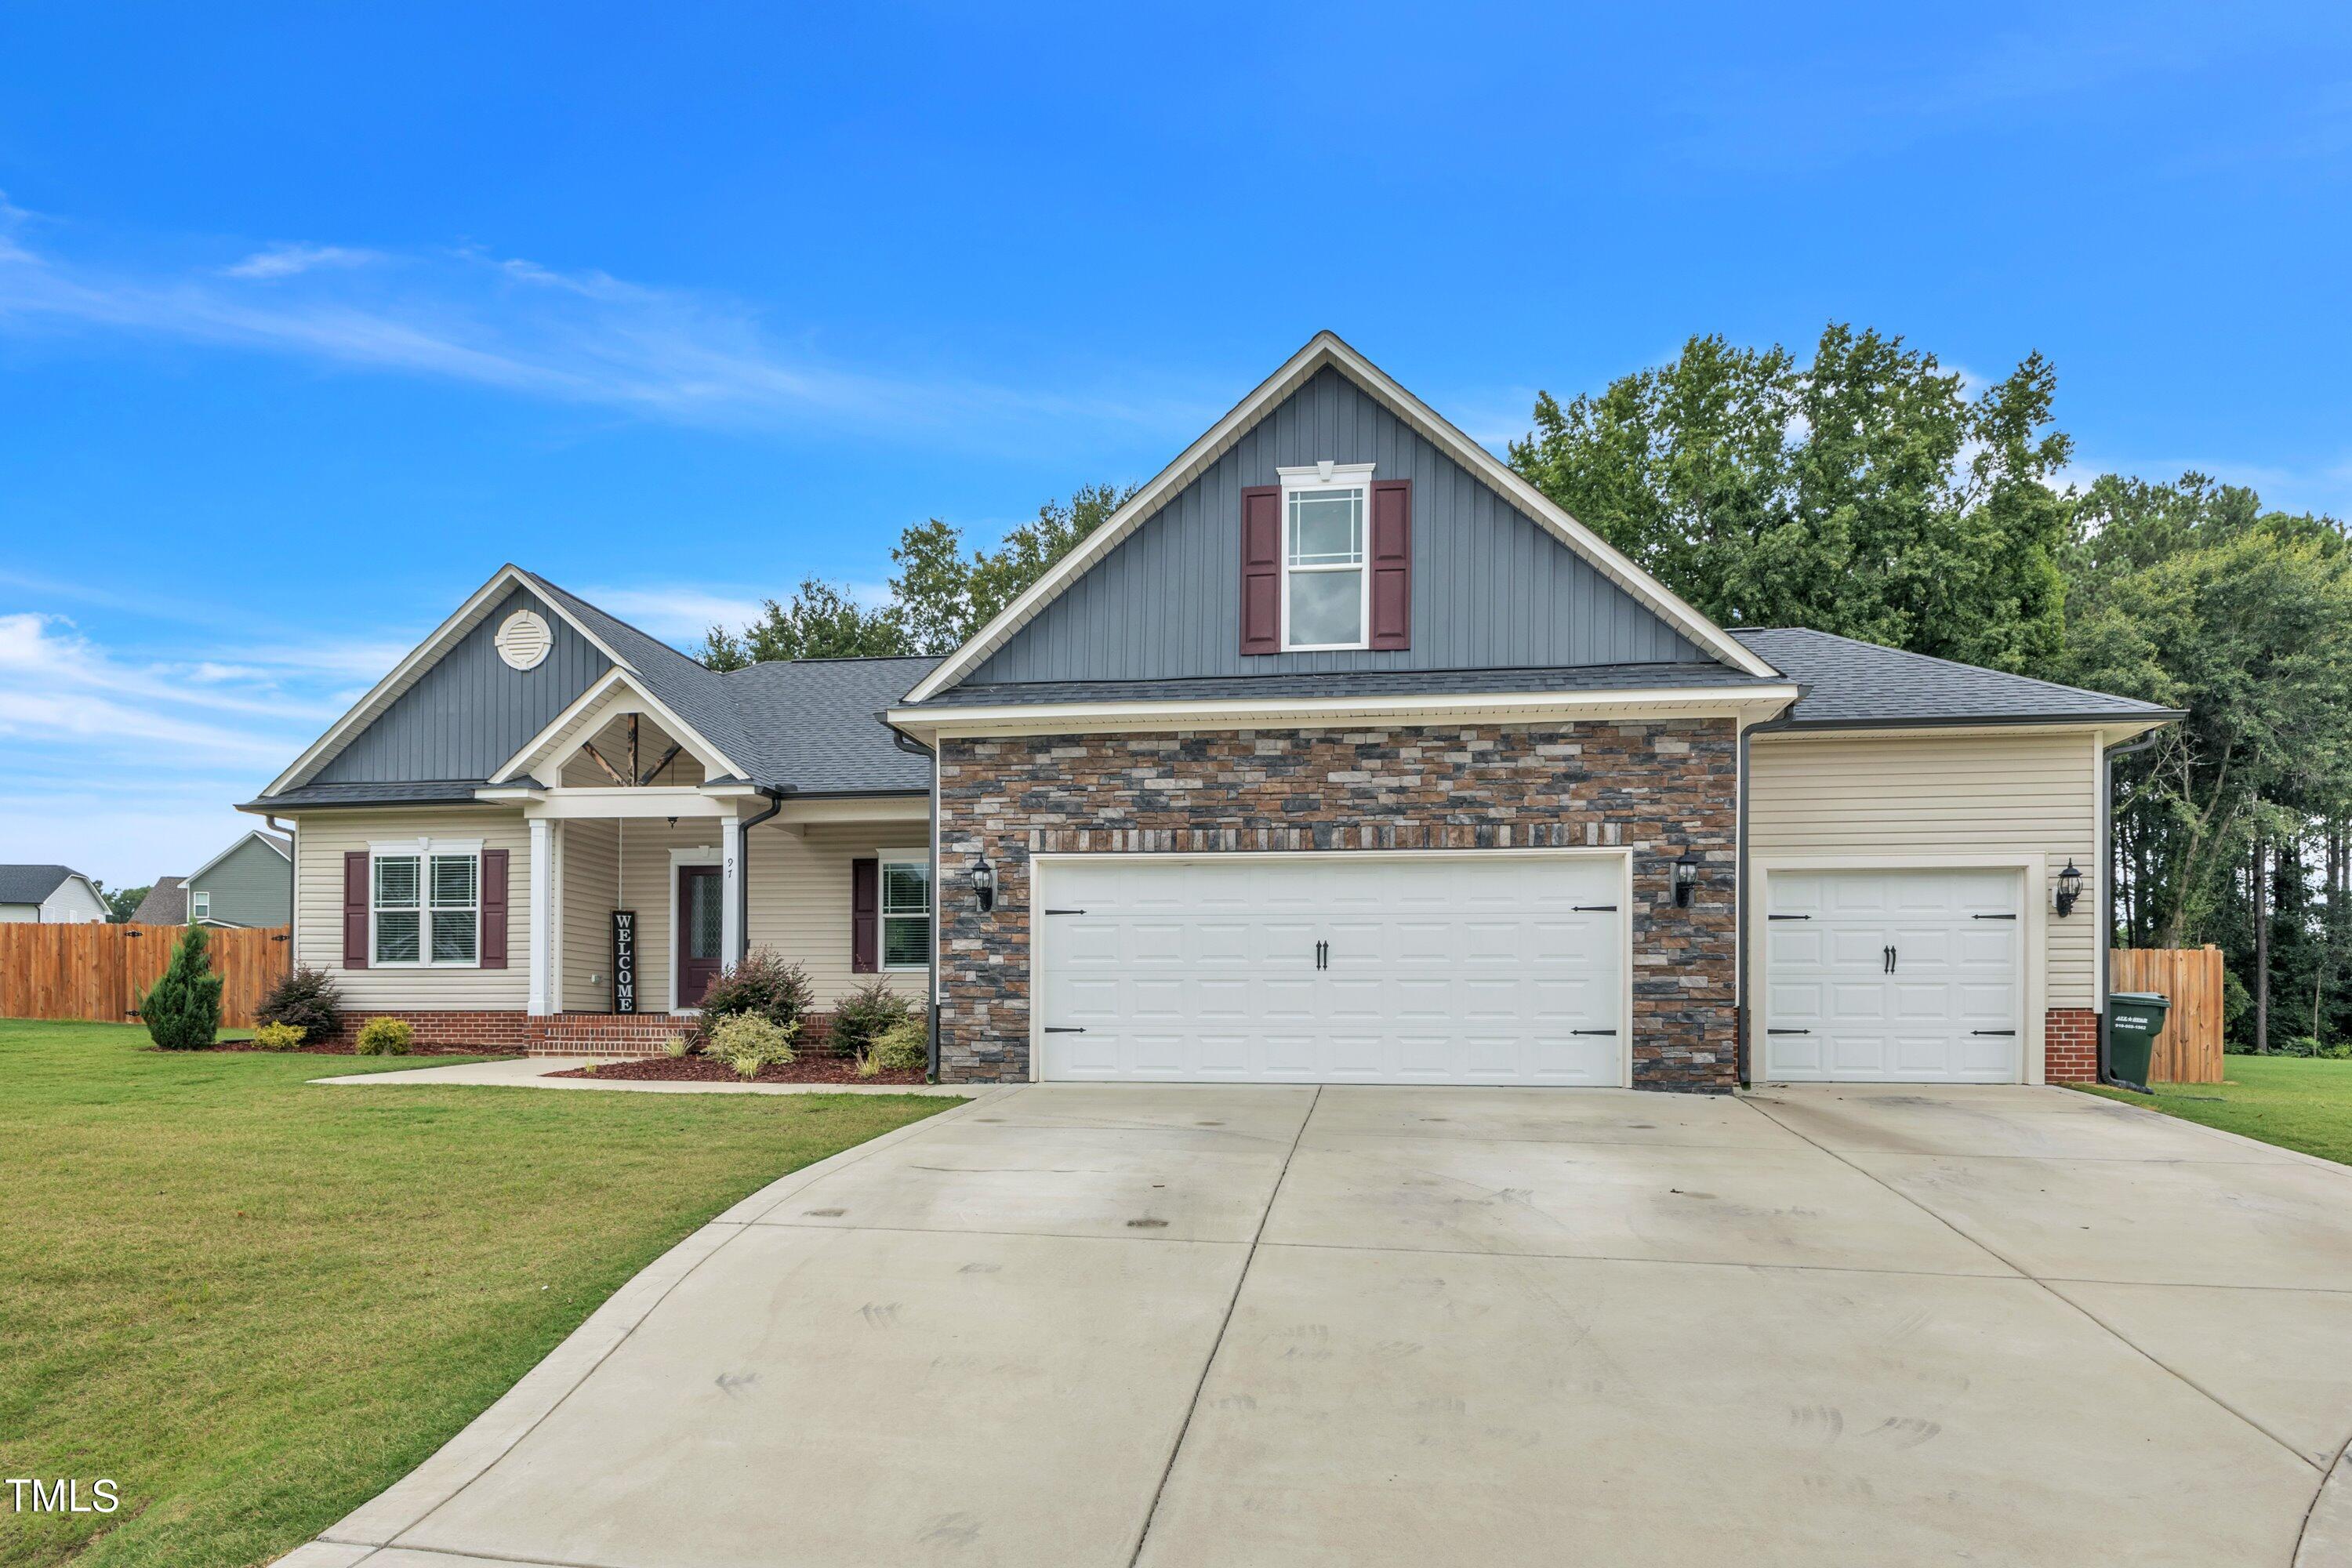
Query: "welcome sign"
612 910 637 1014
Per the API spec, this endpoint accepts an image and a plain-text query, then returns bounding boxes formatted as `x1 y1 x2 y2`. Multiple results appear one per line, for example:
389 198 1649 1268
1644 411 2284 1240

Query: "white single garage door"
1035 854 1625 1085
1762 868 2023 1083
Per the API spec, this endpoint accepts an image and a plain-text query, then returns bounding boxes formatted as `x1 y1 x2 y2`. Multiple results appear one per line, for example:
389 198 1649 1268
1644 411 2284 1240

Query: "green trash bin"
2106 992 2172 1091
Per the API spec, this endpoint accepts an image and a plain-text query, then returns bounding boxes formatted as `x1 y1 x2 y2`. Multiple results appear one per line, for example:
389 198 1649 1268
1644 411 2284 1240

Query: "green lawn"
2075 1054 2352 1165
0 1020 955 1568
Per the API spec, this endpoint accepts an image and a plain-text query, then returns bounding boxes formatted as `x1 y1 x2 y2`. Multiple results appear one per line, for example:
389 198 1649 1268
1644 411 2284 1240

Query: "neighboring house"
182 831 292 927
243 332 2179 1087
0 865 110 923
129 877 187 924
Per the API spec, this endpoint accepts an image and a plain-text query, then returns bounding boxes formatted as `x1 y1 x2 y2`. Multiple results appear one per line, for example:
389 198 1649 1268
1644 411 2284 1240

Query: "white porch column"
721 814 745 971
528 816 555 1015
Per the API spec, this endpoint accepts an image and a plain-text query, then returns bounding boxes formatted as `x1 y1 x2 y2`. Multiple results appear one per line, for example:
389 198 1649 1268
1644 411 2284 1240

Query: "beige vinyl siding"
289 808 530 1011
746 823 928 1007
560 818 619 1011
1748 729 2099 1007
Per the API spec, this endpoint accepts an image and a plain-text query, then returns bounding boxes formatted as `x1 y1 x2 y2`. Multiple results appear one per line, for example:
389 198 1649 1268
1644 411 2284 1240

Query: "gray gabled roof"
722 655 941 793
247 779 493 809
0 864 88 905
1731 627 2180 729
517 571 760 775
916 660 1773 708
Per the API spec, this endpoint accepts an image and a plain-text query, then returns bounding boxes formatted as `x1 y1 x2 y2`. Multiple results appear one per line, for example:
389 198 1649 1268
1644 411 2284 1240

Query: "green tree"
1508 324 2069 672
697 578 910 669
143 923 223 1051
97 882 150 923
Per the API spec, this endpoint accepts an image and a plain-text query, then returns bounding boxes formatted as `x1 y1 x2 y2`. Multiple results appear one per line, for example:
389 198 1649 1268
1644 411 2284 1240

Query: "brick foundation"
325 1009 855 1058
936 720 1740 1092
324 1009 534 1053
2045 1007 2100 1083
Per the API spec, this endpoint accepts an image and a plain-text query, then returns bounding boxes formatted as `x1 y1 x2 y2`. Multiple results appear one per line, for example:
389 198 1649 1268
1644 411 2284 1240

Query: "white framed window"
371 840 482 967
190 889 211 923
1277 462 1375 651
878 849 931 972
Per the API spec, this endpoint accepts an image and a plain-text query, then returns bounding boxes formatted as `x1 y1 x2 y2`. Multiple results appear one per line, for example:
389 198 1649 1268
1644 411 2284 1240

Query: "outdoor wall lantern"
972 851 997 914
2054 858 2083 919
1673 851 1700 909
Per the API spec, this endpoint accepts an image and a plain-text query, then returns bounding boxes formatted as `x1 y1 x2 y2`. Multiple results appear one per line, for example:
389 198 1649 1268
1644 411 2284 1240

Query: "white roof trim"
488 666 746 786
184 830 292 887
264 564 641 797
902 332 1779 703
887 682 1799 739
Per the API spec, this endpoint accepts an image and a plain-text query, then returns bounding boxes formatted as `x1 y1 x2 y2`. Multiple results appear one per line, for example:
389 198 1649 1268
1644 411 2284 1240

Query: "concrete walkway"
281 1082 2352 1567
312 1054 975 1096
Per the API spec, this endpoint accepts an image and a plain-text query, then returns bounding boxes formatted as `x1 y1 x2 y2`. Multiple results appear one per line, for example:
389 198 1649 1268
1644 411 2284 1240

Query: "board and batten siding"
967 365 1710 685
290 809 531 1010
560 818 620 1011
314 586 610 786
1746 729 2100 1009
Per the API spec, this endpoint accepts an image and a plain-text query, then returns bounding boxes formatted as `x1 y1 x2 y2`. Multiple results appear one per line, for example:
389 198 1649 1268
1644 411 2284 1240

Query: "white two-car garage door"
1035 854 1626 1085
1762 868 2024 1083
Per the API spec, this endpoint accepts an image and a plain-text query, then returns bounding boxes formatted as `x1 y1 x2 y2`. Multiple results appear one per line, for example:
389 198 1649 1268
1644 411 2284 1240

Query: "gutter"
2099 728 2164 1087
1736 706 1805 1087
885 716 943 1082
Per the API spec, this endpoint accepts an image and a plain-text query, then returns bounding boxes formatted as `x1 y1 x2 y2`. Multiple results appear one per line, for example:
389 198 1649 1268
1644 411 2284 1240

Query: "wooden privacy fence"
2111 945 2227 1083
0 923 289 1029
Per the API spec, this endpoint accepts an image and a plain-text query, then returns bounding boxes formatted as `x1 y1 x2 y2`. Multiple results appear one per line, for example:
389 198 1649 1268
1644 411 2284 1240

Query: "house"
128 877 187 924
241 333 2178 1088
128 834 292 927
0 865 109 923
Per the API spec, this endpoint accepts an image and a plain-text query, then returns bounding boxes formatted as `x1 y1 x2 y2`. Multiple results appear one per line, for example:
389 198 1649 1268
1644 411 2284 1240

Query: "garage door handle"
1972 1029 2017 1036
1973 913 2018 920
1573 904 1617 913
1767 1028 1811 1035
1044 908 1087 915
1570 1028 1617 1036
1767 913 1811 920
1043 1027 1086 1034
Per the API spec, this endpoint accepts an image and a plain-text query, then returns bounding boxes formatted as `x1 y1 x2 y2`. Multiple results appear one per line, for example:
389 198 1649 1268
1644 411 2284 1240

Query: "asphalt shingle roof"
246 780 492 808
1730 627 2180 728
723 655 940 793
129 877 187 924
0 865 86 905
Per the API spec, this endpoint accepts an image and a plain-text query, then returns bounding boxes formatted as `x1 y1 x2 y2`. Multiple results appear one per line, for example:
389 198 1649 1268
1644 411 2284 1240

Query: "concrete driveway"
288 1083 2352 1568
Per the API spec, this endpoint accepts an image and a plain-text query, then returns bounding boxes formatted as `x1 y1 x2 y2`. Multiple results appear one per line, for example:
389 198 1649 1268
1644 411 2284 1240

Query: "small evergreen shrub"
256 964 343 1044
354 1017 414 1055
662 1033 691 1058
706 1013 795 1078
143 924 224 1050
829 978 916 1058
858 1017 928 1077
251 1022 307 1051
695 949 814 1038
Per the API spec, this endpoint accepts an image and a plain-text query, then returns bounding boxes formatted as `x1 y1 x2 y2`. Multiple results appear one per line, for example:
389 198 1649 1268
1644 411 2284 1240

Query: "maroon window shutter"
1240 485 1283 655
1370 479 1412 651
851 857 879 973
342 851 369 969
480 849 510 969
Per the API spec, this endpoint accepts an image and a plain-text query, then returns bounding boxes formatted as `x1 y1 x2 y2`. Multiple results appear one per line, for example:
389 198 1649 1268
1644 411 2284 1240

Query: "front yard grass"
2075 1054 2352 1166
0 1019 956 1568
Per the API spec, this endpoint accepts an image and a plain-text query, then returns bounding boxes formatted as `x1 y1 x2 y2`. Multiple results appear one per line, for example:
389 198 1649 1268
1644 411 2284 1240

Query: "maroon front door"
677 865 724 1009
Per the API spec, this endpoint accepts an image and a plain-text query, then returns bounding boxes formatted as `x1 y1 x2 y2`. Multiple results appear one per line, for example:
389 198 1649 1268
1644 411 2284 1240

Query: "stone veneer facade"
935 720 1740 1091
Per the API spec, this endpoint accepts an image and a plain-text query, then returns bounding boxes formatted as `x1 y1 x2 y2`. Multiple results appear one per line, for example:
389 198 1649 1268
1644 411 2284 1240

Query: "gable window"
878 851 931 971
372 840 481 966
1279 463 1375 651
190 890 211 924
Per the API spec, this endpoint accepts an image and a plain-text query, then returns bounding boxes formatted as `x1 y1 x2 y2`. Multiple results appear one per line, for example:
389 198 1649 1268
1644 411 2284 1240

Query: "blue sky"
4 2 2348 887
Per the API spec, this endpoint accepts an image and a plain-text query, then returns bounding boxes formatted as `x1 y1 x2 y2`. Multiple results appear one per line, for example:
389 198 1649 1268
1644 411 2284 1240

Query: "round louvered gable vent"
495 610 552 671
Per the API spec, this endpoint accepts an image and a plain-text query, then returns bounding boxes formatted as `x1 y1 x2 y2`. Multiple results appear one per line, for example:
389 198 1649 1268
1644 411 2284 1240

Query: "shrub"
829 978 917 1058
354 1017 414 1056
695 948 814 1039
256 964 343 1044
858 1017 929 1077
662 1033 691 1058
251 1021 307 1051
2325 1041 2352 1062
706 1013 795 1079
143 924 225 1050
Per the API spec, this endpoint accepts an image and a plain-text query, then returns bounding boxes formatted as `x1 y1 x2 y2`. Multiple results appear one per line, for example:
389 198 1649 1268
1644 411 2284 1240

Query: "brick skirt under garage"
934 719 1740 1091
2045 1007 2100 1083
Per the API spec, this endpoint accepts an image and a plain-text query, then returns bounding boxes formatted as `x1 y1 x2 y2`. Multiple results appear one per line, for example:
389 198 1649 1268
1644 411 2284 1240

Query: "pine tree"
143 924 224 1051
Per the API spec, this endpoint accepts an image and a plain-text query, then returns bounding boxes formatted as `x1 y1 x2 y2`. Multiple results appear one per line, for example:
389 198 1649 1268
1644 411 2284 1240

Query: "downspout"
735 787 789 969
887 719 942 1081
265 814 297 977
2099 729 2162 1086
1736 704 1804 1089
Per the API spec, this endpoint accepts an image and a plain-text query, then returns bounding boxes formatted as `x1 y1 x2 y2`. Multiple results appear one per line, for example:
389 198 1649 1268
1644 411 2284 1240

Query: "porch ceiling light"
2055 858 2083 918
973 851 997 915
1673 851 1700 909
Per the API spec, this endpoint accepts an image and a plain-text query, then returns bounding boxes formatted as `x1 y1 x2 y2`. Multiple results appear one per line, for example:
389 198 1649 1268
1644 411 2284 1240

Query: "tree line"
702 325 2352 1054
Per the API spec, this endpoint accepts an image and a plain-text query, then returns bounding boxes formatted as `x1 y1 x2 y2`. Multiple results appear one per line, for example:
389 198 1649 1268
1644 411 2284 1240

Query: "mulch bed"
175 1041 515 1057
550 1054 923 1086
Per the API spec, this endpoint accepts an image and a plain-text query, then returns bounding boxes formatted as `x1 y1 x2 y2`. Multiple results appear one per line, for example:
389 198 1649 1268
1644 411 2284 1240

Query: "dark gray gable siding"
967 365 1709 685
314 586 612 784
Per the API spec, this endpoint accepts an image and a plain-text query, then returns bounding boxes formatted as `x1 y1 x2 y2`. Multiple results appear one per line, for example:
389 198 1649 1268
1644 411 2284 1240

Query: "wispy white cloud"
221 242 386 281
0 199 1212 446
575 585 770 641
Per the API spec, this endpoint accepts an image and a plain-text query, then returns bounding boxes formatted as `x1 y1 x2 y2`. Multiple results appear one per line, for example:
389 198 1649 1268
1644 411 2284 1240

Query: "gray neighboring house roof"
130 877 187 924
0 864 89 905
917 660 1774 708
1730 627 2182 729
